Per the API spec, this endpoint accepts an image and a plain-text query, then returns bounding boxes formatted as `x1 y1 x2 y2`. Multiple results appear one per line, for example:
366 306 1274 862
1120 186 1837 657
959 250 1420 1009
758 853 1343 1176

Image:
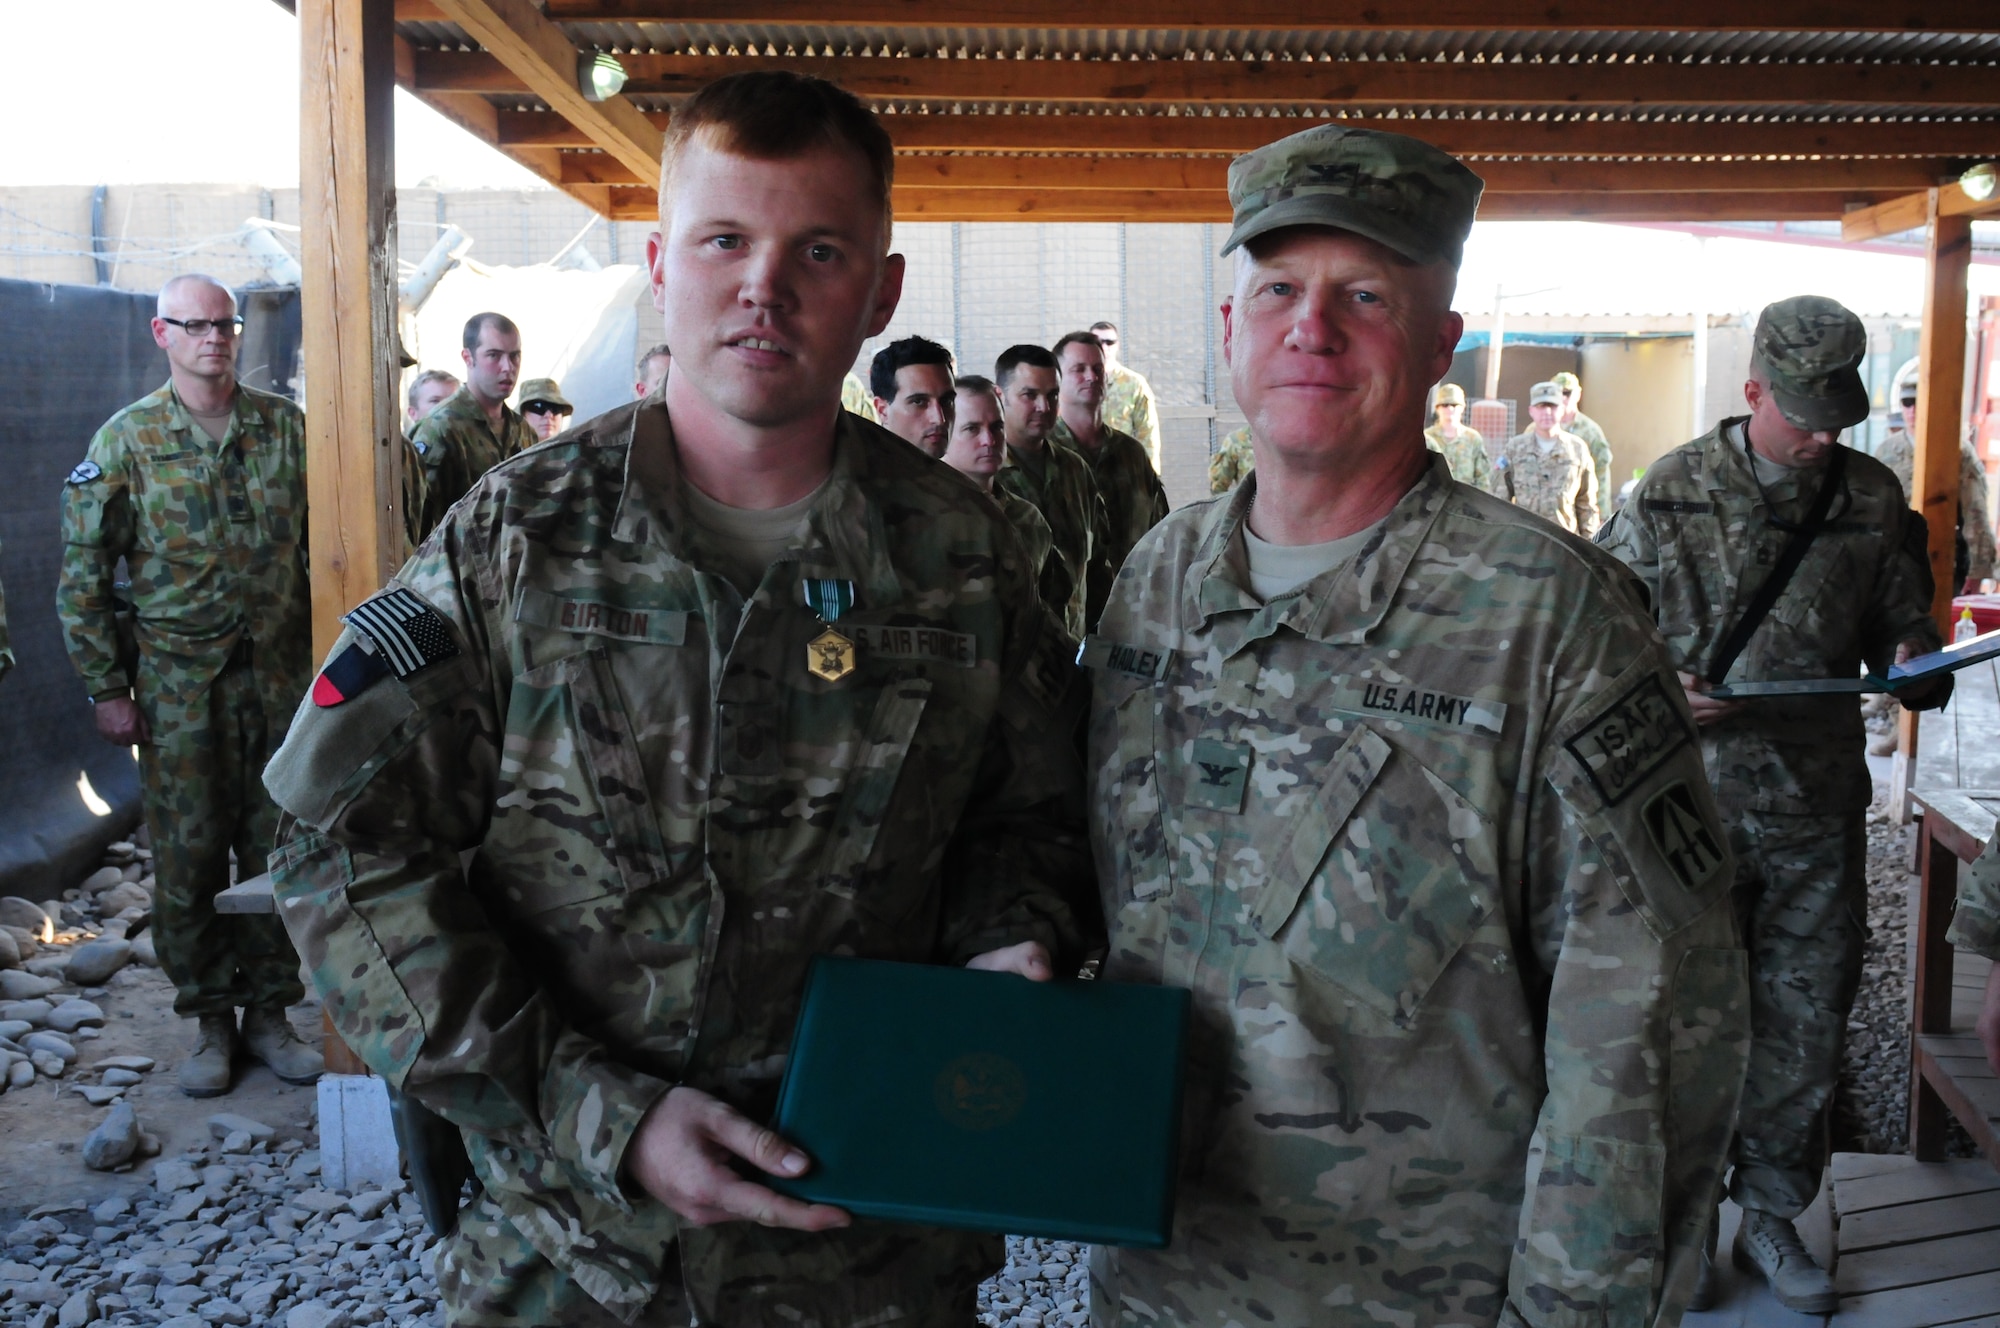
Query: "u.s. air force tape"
1078 635 1173 681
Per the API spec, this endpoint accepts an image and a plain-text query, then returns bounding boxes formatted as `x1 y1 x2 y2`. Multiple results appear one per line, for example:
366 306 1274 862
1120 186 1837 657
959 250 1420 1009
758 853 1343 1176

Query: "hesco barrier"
0 278 300 900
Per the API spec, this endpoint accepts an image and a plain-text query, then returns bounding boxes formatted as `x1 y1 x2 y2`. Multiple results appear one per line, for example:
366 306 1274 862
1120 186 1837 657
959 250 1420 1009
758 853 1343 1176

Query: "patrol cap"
1551 371 1581 392
517 378 572 412
1222 123 1484 267
1751 295 1869 432
1530 381 1563 407
1434 383 1466 406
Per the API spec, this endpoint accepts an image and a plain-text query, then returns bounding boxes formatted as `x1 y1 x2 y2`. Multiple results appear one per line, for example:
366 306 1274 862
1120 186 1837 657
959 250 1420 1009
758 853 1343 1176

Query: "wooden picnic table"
1905 787 2000 1168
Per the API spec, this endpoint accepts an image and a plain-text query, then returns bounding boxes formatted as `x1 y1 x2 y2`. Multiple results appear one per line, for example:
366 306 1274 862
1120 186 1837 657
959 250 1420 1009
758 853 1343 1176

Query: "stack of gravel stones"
0 1140 445 1328
977 1237 1089 1328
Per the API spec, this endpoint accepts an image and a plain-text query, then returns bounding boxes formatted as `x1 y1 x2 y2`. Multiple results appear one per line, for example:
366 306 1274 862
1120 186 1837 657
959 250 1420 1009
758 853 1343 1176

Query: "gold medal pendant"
807 627 857 682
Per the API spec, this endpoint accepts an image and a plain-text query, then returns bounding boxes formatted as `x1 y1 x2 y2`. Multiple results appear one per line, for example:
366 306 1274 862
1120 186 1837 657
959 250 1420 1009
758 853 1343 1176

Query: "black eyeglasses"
522 402 570 417
161 316 244 337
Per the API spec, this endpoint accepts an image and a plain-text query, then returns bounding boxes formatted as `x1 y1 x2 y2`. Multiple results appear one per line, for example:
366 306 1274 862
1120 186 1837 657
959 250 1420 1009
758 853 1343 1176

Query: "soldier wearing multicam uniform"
264 73 1096 1328
994 343 1111 640
1424 380 1491 487
1087 124 1748 1328
1052 330 1170 627
949 375 1056 585
1208 425 1254 495
57 274 322 1098
1493 379 1600 535
1876 384 1996 592
1091 321 1162 471
1553 371 1615 513
412 312 535 540
1597 295 1947 1315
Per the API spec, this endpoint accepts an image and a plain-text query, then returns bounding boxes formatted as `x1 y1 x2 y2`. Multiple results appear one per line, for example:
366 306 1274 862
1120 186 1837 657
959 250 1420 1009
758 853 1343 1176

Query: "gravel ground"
977 1237 1089 1328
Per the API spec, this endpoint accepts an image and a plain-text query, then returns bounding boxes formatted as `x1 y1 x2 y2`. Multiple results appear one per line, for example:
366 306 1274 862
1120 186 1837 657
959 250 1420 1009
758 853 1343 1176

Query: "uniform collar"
446 386 521 438
610 403 904 612
1702 415 1823 508
163 380 251 448
1182 451 1450 650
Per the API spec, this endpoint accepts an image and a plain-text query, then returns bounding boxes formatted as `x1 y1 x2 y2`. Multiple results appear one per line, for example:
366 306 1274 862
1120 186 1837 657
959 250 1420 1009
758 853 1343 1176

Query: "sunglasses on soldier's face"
522 402 570 417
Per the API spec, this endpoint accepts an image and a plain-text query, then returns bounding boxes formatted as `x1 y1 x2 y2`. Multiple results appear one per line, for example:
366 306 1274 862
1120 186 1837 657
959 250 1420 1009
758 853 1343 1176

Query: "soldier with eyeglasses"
56 272 321 1099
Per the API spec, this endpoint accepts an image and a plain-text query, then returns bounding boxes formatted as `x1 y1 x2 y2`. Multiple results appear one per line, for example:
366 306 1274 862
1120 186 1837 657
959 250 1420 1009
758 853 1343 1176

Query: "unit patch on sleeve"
1563 673 1692 806
311 639 390 707
1077 635 1173 681
66 461 102 485
1641 781 1727 891
341 587 459 680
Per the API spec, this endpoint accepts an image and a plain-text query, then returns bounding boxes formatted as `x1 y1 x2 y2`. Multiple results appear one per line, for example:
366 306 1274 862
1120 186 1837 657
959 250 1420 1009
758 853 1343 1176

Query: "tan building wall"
1578 337 1696 492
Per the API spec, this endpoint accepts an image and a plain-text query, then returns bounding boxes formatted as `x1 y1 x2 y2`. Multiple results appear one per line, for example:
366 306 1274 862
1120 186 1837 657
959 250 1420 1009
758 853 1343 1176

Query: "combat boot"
178 1014 237 1098
241 1007 325 1085
1733 1208 1838 1315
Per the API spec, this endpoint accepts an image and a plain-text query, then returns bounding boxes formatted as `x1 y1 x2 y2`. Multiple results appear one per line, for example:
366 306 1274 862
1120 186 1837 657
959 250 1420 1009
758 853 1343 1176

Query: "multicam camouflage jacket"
410 386 535 541
997 489 1056 588
1597 420 1943 815
1085 454 1748 1328
1949 833 2000 961
263 403 1097 1323
1493 427 1601 536
1052 418 1170 627
1565 410 1616 517
1102 364 1161 470
840 371 880 423
57 381 311 704
995 437 1111 640
1876 428 1996 583
1425 422 1492 489
1209 426 1254 495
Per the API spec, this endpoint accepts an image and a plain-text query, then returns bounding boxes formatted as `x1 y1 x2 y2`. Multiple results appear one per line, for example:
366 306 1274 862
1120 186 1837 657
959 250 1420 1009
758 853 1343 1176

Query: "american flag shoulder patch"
341 587 460 680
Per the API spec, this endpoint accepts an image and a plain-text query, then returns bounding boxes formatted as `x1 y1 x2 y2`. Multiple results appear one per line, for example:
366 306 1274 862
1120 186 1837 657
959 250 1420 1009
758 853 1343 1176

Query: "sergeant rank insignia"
802 577 857 682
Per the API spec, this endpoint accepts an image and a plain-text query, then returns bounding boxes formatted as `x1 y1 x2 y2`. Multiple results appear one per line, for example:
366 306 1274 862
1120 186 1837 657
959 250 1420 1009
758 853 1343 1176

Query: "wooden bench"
1906 788 2000 1168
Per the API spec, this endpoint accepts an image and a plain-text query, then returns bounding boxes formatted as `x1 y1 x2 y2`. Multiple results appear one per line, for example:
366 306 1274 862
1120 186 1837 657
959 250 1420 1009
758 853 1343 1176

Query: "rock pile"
977 1237 1089 1328
0 1138 444 1328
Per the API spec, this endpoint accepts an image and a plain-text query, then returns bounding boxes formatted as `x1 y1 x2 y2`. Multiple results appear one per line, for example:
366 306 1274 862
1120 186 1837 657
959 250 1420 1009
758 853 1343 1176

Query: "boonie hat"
1222 124 1484 267
517 377 572 412
1751 296 1869 432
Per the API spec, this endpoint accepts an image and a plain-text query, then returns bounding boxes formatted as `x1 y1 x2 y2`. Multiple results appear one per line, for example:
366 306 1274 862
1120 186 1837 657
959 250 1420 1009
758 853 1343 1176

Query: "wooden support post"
1893 191 1974 819
300 0 400 1083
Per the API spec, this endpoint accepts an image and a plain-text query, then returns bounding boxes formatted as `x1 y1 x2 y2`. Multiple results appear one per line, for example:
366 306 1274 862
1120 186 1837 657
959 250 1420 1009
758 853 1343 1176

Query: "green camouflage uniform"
1424 422 1492 488
1949 833 2000 962
1596 419 1941 1220
997 489 1056 587
1492 428 1600 535
841 371 880 423
1564 410 1615 517
1876 427 1996 584
263 402 1097 1327
400 433 429 560
1208 426 1254 496
57 382 311 1018
995 438 1111 641
1087 454 1748 1327
1053 419 1170 629
411 386 535 542
1102 364 1162 471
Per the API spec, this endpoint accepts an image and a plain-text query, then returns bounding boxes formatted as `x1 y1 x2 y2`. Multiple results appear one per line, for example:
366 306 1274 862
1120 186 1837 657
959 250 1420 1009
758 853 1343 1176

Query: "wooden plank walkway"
1829 1152 2000 1327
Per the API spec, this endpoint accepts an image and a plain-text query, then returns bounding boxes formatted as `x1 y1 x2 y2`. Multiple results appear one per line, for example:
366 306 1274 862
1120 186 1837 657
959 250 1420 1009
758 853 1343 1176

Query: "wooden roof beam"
562 151 1947 194
1841 177 2000 239
539 0 2000 34
423 0 663 187
501 107 2000 159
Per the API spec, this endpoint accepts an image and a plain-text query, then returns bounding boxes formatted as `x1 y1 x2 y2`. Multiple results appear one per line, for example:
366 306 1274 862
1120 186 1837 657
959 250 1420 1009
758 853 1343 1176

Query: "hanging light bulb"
579 51 627 102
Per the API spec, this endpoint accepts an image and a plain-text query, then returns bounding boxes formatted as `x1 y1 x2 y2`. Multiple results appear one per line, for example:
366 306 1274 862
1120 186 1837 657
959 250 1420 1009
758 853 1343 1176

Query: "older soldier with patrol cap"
1083 123 1749 1328
1597 295 1947 1314
1424 380 1490 487
58 273 322 1097
262 69 1096 1328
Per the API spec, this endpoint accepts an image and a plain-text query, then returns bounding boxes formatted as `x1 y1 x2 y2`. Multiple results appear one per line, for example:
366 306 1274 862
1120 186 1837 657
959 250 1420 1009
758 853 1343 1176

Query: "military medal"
802 577 858 682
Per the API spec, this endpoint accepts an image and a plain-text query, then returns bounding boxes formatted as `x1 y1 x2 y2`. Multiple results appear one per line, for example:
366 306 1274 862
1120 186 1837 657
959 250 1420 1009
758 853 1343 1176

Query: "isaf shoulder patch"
1563 673 1693 806
67 461 102 485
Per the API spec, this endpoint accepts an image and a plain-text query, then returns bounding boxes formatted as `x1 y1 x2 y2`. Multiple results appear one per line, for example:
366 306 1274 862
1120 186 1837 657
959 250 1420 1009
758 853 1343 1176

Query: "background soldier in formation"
993 343 1108 640
868 334 956 457
1089 320 1162 470
1208 424 1254 494
399 369 457 557
411 311 533 539
1878 382 1995 593
1492 379 1600 534
1424 381 1491 487
1553 370 1615 512
1085 124 1746 1328
517 377 573 443
949 374 1055 583
265 71 1095 1328
57 273 322 1098
1597 296 1948 1314
1050 331 1167 627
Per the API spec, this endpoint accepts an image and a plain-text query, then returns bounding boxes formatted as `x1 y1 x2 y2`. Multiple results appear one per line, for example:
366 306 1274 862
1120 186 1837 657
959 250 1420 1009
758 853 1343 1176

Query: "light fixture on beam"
579 50 627 102
1962 162 1998 203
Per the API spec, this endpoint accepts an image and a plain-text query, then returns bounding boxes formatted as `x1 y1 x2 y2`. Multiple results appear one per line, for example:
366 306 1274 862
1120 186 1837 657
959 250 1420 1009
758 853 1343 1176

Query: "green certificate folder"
768 956 1188 1249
